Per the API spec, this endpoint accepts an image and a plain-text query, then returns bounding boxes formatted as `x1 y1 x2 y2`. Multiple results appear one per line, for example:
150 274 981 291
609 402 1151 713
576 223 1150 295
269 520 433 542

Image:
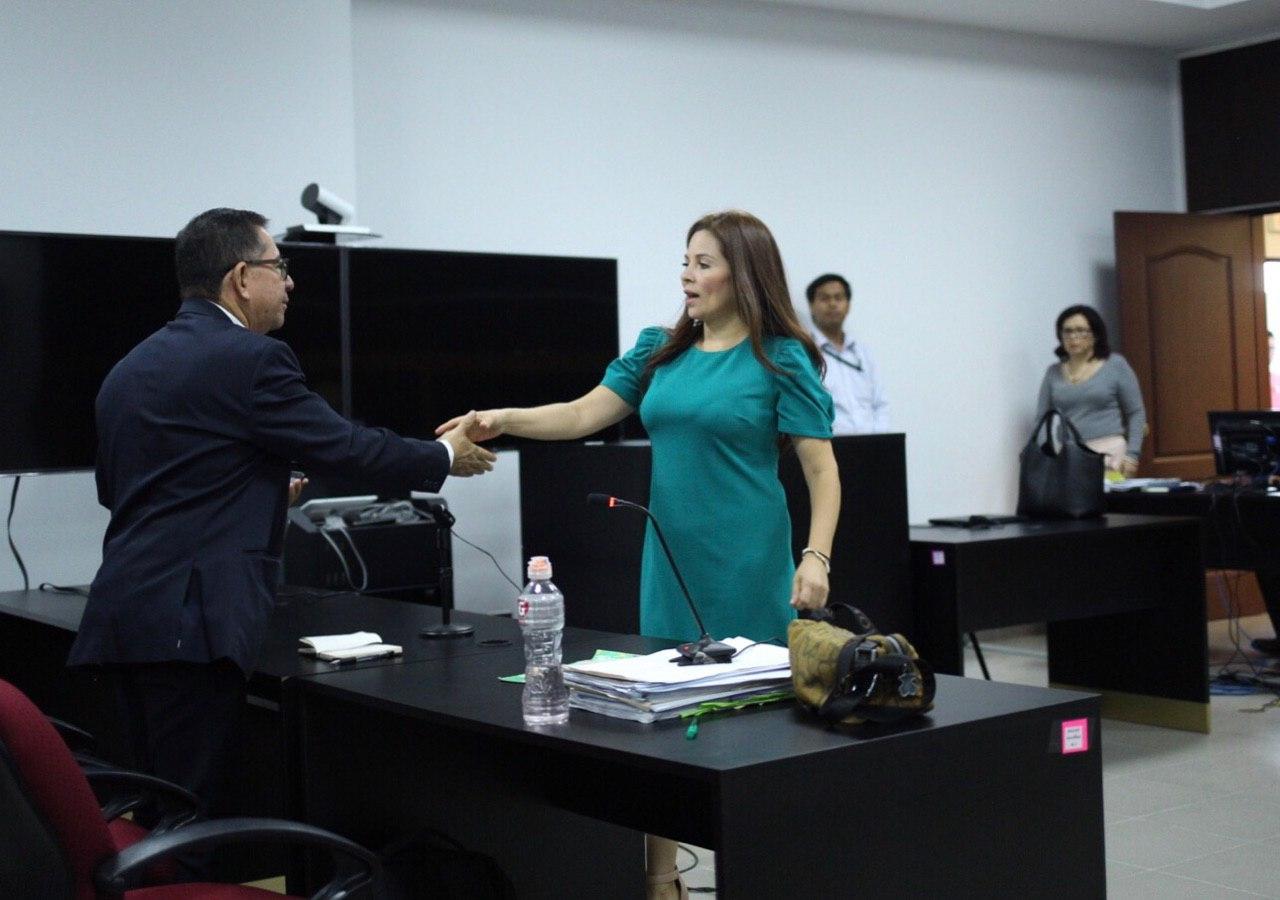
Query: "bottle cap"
527 555 552 580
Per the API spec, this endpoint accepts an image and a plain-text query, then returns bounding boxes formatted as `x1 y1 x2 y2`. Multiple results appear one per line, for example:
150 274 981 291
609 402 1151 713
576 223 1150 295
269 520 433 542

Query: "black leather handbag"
1016 408 1106 519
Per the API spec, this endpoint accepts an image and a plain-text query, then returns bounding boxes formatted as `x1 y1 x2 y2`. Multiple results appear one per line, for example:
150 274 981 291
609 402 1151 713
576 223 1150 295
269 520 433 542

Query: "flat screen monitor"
0 231 344 474
0 232 179 473
275 241 344 416
347 247 618 447
1208 410 1280 476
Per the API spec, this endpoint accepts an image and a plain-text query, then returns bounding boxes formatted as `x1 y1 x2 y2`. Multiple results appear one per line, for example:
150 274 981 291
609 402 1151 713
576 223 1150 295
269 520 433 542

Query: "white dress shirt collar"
206 299 246 328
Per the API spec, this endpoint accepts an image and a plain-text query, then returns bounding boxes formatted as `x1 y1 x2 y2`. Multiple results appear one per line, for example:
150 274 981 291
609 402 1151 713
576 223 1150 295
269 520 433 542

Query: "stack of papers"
1105 477 1196 492
298 631 402 662
564 637 792 723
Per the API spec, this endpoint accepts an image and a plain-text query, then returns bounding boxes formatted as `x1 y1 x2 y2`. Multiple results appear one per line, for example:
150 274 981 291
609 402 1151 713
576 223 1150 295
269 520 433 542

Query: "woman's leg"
645 834 686 899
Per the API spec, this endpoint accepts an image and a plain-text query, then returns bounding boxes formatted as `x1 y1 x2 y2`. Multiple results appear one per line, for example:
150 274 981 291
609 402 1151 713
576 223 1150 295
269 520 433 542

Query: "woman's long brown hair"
646 210 824 379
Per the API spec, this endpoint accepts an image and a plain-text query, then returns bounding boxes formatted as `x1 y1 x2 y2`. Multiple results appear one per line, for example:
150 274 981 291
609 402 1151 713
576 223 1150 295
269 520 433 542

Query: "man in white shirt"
805 273 889 435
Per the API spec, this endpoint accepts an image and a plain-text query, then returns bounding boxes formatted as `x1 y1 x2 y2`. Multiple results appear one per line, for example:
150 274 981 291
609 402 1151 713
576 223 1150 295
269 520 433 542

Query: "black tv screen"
275 241 344 416
1181 38 1280 213
0 232 179 473
347 248 619 445
0 231 343 474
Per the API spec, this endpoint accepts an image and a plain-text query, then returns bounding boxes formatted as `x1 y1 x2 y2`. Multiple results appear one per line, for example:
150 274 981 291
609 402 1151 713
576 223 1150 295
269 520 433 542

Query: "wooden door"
1114 212 1268 478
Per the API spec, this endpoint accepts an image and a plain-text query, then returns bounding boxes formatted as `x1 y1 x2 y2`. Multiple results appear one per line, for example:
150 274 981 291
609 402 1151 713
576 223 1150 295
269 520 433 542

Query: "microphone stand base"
674 637 736 666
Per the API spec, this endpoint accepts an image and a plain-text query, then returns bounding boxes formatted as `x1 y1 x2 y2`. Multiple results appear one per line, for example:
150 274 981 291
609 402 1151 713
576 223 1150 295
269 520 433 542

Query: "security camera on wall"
282 183 379 243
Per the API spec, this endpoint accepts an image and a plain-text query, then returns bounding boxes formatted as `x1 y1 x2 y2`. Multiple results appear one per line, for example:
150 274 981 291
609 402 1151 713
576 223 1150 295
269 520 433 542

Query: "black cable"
1205 483 1280 700
39 583 89 597
281 518 521 601
450 528 522 592
7 477 29 591
318 527 363 592
730 637 785 658
676 844 716 893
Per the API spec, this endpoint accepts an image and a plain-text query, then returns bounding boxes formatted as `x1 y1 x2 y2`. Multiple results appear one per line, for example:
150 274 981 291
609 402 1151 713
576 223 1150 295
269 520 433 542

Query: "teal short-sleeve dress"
601 326 834 642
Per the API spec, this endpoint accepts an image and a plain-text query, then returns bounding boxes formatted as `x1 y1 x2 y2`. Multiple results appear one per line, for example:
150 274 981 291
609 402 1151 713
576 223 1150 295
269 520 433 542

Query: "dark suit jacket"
69 299 449 675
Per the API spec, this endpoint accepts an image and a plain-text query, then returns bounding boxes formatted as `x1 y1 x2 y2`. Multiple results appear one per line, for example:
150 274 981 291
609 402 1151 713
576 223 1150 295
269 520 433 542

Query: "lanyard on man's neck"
822 345 863 372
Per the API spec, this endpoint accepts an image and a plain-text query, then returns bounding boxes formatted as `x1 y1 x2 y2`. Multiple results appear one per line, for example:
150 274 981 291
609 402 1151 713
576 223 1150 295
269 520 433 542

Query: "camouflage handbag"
788 604 936 725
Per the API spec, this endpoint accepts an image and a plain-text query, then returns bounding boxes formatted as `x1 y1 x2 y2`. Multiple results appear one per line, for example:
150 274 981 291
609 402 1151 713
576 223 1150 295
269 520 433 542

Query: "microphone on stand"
418 498 474 638
587 493 735 666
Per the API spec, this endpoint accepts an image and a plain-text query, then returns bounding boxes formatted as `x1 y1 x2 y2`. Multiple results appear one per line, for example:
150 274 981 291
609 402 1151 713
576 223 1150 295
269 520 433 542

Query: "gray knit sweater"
1035 353 1146 459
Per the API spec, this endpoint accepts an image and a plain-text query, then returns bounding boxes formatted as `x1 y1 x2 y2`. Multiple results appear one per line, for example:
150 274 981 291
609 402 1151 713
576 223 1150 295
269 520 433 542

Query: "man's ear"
226 261 249 299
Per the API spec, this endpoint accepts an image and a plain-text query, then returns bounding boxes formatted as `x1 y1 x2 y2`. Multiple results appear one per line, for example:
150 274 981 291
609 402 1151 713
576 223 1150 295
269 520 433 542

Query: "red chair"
0 677 378 899
46 715 200 881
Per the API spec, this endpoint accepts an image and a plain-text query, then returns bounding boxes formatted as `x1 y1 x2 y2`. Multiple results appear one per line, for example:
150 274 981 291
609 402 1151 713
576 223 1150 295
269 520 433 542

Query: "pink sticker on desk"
931 550 945 566
1061 718 1089 754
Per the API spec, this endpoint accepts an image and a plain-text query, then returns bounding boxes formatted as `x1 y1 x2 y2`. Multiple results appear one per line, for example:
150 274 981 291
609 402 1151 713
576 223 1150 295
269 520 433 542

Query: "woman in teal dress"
438 209 841 900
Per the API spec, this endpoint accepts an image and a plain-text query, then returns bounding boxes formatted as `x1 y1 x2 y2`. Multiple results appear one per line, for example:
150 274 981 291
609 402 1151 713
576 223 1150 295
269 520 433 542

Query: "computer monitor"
1208 410 1280 476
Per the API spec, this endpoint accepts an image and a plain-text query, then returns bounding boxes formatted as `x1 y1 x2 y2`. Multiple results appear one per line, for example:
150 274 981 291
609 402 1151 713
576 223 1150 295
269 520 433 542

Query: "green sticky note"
588 649 639 661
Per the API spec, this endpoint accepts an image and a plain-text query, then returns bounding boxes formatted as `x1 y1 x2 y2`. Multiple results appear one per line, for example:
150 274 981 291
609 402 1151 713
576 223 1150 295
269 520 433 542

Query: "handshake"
436 410 504 478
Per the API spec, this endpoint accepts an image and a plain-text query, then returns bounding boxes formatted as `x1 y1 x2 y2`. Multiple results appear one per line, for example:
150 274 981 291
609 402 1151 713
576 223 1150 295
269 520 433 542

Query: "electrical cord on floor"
7 477 30 591
1205 486 1280 701
676 844 715 893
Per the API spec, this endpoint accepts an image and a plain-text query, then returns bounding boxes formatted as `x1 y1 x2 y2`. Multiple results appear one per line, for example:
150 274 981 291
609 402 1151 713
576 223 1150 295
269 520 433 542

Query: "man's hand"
439 411 497 477
436 409 508 443
288 476 309 506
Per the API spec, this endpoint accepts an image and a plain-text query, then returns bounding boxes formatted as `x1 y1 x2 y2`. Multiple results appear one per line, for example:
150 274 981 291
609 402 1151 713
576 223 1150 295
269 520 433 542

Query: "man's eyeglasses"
1060 327 1092 338
243 256 290 280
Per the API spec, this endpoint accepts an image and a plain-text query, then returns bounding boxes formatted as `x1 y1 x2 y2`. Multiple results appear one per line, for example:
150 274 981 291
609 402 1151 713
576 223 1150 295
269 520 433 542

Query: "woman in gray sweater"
1036 305 1147 476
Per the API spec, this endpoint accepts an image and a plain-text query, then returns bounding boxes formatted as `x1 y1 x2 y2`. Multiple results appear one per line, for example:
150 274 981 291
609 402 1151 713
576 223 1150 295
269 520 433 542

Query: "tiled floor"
676 615 1280 898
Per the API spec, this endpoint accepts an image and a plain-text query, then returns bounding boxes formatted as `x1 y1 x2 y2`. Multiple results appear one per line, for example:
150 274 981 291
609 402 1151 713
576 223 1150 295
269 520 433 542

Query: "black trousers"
113 660 247 877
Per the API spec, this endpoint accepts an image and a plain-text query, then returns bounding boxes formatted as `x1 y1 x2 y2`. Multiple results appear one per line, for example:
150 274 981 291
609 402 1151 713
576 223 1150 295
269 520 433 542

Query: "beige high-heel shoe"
645 867 689 900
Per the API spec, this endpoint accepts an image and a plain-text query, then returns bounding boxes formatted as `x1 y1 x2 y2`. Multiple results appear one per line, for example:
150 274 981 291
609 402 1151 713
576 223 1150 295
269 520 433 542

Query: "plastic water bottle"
517 556 569 725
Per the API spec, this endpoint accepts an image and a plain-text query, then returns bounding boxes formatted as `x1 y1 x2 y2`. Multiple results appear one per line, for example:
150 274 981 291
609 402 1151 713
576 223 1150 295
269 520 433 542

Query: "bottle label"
517 598 530 619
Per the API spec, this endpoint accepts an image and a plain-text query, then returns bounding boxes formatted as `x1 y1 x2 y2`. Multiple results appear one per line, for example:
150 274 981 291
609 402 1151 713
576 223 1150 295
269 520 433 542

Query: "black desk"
520 434 912 636
288 634 1104 899
1105 488 1280 571
910 514 1208 732
1106 488 1280 639
0 586 524 725
0 586 544 880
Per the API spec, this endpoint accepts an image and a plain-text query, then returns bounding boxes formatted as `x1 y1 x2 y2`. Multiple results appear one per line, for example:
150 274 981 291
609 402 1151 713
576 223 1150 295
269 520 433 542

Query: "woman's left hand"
790 555 829 610
1119 456 1138 478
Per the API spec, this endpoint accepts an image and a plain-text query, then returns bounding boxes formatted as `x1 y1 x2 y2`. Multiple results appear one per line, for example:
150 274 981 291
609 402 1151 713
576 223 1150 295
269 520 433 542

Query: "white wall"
349 0 1178 556
0 0 358 591
1 0 1182 607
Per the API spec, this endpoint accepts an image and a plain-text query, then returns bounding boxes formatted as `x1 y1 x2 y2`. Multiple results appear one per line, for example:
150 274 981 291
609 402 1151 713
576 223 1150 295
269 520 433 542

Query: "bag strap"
800 602 877 637
816 641 935 724
1030 407 1089 452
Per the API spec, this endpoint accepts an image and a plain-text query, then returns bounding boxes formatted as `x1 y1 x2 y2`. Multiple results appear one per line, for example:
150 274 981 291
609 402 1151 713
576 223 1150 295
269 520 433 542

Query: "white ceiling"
755 0 1280 53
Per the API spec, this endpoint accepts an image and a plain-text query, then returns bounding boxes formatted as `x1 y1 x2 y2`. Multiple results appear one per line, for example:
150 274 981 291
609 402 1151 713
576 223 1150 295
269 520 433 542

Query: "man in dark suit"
68 208 495 850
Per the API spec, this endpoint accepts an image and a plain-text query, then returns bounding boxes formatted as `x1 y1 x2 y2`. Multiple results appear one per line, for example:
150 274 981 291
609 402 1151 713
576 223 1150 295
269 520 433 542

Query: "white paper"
564 637 789 685
312 642 402 662
298 631 383 653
